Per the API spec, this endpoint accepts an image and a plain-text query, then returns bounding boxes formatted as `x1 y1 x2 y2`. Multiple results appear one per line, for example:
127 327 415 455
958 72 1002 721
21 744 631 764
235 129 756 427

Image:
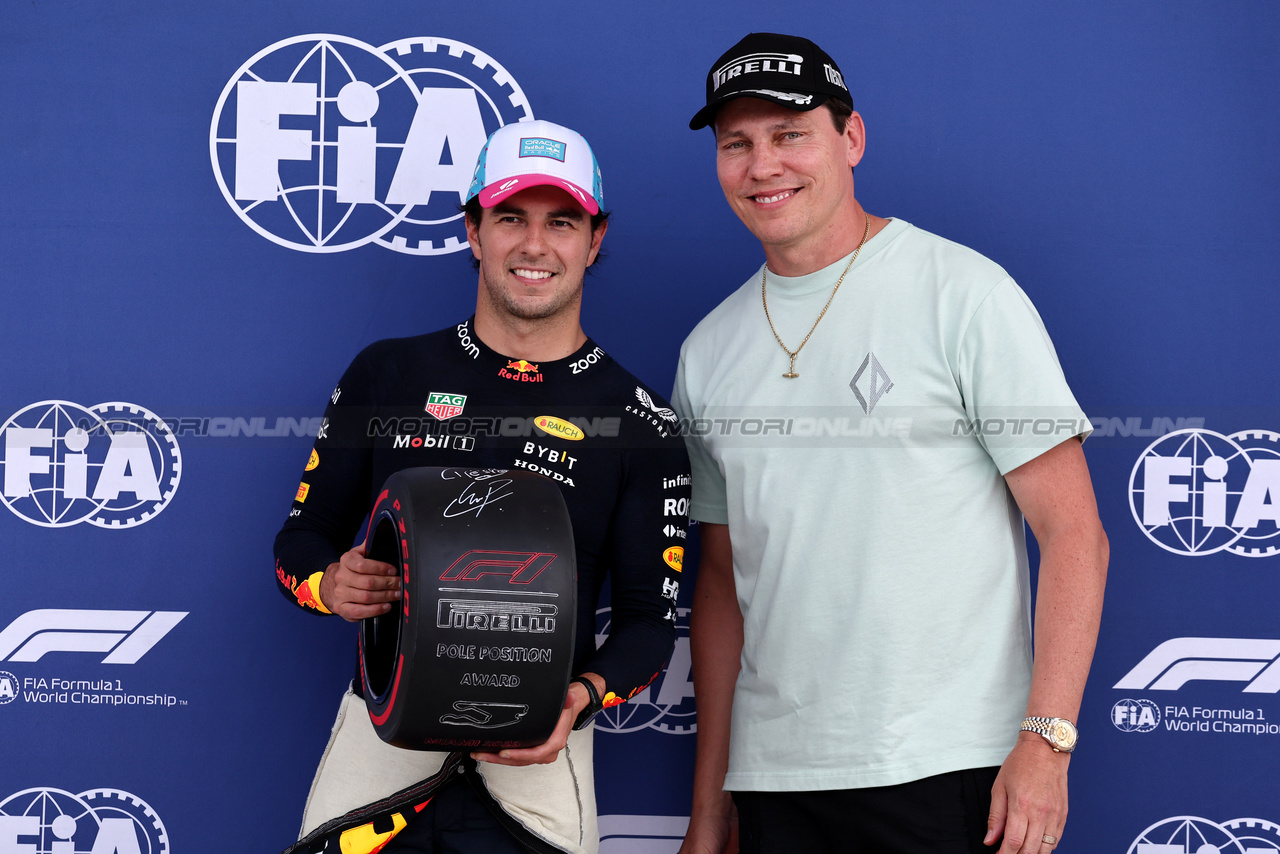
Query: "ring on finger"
1042 834 1057 845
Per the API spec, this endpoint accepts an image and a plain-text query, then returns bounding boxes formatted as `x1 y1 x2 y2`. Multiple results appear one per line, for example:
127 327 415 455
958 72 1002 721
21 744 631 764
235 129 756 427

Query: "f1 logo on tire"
439 551 558 585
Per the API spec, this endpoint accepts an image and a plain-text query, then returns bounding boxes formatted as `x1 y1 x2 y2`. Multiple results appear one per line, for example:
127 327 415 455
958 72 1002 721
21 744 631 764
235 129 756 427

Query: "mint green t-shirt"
672 219 1089 791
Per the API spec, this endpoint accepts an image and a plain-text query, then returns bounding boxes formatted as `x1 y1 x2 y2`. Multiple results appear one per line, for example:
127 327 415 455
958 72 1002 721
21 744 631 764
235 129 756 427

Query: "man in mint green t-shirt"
674 33 1109 854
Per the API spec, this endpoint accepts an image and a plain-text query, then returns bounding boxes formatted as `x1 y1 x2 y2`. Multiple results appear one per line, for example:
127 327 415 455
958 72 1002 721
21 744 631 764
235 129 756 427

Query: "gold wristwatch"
1020 716 1078 753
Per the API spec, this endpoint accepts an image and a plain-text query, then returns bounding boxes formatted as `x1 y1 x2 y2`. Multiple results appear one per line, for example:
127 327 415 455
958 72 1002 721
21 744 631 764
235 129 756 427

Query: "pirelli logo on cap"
295 482 310 503
713 51 803 91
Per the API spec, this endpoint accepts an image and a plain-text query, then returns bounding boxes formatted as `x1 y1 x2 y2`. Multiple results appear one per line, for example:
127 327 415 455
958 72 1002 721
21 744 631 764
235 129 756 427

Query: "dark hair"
825 98 853 134
460 197 610 270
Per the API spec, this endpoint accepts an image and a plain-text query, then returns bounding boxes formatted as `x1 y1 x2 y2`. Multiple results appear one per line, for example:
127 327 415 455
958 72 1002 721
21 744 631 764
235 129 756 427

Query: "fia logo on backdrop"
0 788 168 854
0 402 181 529
1127 815 1280 853
210 35 533 254
1129 428 1280 557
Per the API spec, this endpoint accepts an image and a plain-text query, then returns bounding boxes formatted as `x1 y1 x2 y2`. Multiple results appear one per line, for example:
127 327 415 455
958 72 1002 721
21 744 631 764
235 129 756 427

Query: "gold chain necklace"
762 212 871 378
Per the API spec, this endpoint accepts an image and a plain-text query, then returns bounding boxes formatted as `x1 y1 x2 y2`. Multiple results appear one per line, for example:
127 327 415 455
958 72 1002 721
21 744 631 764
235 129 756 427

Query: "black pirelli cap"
690 32 853 130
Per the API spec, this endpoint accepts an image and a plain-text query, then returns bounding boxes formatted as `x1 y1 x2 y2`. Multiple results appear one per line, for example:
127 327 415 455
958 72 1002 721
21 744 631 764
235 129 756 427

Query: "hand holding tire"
320 545 402 621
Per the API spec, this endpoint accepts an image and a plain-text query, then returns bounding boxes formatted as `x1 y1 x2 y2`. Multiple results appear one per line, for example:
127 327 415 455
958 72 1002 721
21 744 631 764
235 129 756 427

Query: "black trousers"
733 767 1000 854
380 776 530 854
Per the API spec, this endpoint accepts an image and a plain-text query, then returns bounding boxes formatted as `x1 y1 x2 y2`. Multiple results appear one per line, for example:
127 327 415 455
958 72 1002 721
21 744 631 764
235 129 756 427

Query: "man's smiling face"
467 184 606 322
714 97 860 257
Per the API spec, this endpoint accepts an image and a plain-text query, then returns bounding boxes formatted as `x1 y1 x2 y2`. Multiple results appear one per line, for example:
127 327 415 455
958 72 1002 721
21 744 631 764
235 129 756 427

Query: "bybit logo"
0 401 181 529
211 35 532 255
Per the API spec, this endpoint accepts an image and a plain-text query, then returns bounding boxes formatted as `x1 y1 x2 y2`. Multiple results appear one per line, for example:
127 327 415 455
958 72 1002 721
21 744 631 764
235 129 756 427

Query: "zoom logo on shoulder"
211 35 532 255
0 787 168 854
1130 428 1280 557
0 401 181 529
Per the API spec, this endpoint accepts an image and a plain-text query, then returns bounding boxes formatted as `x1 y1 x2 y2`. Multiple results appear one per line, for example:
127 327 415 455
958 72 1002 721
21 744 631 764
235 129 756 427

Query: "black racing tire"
360 466 577 750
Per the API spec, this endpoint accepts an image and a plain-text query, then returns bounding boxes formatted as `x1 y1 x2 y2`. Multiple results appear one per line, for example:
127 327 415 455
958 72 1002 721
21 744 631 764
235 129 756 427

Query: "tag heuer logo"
425 392 466 421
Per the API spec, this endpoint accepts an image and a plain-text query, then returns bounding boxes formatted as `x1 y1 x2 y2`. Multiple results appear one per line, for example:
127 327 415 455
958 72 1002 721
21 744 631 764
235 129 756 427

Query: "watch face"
1049 720 1078 750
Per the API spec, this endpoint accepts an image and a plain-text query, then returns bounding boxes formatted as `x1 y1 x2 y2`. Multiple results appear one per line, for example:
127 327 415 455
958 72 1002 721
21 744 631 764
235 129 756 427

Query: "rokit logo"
1130 428 1280 557
594 607 695 735
0 787 168 854
211 35 532 255
1128 815 1280 853
0 401 181 529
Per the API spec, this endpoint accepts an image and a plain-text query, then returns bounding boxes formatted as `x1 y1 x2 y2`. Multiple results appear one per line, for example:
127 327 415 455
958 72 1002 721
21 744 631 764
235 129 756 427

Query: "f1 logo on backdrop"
1114 638 1280 693
1129 428 1280 557
0 787 168 854
0 401 181 529
210 35 533 255
0 610 187 664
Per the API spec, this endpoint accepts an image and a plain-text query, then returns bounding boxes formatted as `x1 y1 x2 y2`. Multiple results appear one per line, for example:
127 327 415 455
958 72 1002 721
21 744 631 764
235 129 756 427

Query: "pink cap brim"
478 174 600 215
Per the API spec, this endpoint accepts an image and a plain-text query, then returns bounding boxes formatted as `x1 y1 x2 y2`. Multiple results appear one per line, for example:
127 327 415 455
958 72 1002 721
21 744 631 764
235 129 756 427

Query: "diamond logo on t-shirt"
850 353 893 414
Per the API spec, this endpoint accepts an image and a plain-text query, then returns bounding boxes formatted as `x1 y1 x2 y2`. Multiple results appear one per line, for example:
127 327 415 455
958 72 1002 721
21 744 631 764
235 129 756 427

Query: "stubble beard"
480 262 583 322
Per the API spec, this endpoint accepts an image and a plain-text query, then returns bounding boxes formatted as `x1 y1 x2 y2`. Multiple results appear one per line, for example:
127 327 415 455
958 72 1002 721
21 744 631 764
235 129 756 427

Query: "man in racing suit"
274 119 689 854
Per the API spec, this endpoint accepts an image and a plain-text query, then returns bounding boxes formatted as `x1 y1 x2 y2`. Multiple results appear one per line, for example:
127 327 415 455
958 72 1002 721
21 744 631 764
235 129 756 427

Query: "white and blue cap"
466 119 604 215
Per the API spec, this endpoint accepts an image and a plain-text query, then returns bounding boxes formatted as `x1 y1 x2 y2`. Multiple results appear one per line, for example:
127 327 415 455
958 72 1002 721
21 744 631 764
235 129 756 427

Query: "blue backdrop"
3 2 1279 852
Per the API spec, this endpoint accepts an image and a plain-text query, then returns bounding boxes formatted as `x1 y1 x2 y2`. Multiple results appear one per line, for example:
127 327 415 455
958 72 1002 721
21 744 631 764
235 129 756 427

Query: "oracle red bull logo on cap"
519 137 566 161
